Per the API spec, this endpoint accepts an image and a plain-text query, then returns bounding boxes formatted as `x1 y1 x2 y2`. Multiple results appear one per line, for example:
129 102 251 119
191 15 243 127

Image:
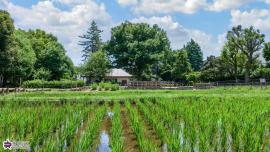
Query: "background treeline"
0 10 75 87
80 21 270 84
1 9 270 87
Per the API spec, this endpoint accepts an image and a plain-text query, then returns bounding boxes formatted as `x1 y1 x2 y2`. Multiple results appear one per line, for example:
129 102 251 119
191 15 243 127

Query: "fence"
213 79 270 87
0 86 89 95
127 81 182 89
127 79 269 90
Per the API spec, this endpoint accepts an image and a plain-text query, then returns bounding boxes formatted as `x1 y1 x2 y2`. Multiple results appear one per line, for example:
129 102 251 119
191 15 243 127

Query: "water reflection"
96 131 112 152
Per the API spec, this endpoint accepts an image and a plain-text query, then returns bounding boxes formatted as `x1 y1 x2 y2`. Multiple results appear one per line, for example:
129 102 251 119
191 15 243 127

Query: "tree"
221 42 245 82
251 66 270 79
200 56 226 82
13 30 36 84
0 10 16 86
172 49 192 82
227 25 265 82
83 50 110 82
106 22 170 80
263 42 270 66
79 21 102 61
185 39 203 71
159 49 176 81
28 29 75 80
33 68 51 80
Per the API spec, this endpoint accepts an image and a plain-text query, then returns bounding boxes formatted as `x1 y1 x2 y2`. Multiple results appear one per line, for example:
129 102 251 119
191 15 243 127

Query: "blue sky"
1 0 270 65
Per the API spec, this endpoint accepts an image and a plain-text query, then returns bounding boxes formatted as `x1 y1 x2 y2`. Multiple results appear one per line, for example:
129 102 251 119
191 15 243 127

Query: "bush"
99 82 106 89
22 80 85 88
185 72 201 85
91 83 98 90
251 67 270 79
104 83 111 91
111 84 120 91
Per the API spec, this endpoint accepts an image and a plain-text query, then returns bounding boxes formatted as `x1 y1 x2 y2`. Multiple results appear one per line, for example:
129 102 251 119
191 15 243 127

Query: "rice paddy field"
1 86 270 152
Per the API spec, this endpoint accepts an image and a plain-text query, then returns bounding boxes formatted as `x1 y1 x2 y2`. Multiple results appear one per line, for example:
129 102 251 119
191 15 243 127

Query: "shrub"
104 83 111 91
99 82 106 89
91 83 98 90
22 80 85 88
186 72 201 85
98 87 102 91
111 84 120 91
251 67 270 79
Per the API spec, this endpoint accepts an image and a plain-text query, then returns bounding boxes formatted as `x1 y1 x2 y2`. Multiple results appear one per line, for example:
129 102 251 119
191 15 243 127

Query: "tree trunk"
0 74 3 87
234 57 238 83
245 70 249 83
234 67 238 83
245 56 252 83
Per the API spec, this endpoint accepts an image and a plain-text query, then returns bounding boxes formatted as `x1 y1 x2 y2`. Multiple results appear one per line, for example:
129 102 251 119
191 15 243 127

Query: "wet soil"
121 105 140 152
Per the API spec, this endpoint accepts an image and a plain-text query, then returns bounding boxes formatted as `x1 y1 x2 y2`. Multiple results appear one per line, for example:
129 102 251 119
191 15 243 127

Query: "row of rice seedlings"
111 102 124 152
137 102 181 151
139 99 182 151
43 104 94 151
30 106 70 150
71 106 106 151
153 98 222 151
125 101 159 152
155 97 270 151
0 106 37 140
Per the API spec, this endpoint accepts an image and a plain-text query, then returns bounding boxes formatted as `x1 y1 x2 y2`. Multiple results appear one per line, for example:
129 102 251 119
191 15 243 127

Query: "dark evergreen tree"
79 21 102 61
172 49 192 82
185 39 203 71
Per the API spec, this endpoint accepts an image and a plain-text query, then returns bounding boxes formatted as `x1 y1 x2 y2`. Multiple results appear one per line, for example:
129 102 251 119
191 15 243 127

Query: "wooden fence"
0 87 89 95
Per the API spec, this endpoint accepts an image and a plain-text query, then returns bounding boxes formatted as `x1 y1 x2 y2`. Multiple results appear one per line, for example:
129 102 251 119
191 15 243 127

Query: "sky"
0 0 270 65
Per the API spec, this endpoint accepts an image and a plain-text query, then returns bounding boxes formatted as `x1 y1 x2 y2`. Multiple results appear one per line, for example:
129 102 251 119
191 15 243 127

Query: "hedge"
22 80 85 88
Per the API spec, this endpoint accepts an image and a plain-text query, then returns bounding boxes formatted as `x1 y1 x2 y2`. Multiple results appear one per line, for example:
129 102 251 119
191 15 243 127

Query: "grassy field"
1 86 270 151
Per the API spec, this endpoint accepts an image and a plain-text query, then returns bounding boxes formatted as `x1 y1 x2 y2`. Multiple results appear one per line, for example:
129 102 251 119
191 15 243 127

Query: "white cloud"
230 9 270 34
208 0 255 12
130 0 207 14
117 0 270 14
131 16 222 58
0 0 8 9
117 0 138 6
1 0 112 65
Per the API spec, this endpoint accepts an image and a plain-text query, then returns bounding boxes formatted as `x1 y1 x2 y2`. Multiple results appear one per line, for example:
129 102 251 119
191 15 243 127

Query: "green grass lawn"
1 86 270 101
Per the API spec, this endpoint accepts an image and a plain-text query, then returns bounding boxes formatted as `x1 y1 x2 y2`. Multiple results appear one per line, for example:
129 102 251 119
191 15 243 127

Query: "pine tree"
185 39 203 71
79 21 102 61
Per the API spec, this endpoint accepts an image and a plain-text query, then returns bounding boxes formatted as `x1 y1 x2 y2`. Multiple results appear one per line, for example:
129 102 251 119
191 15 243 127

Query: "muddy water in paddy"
136 106 168 152
94 110 112 152
121 105 140 152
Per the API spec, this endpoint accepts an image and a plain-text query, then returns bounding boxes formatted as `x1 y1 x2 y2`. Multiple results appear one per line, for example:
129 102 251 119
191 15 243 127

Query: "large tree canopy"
227 25 265 82
185 39 203 71
106 22 170 80
221 41 245 81
0 10 16 86
28 29 75 80
13 30 36 81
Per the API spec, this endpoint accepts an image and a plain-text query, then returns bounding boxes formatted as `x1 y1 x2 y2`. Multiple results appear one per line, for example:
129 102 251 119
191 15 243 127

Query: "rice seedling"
111 102 124 152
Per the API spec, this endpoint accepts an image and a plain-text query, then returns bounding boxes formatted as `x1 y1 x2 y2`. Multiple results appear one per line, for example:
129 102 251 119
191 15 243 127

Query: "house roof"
106 69 132 77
